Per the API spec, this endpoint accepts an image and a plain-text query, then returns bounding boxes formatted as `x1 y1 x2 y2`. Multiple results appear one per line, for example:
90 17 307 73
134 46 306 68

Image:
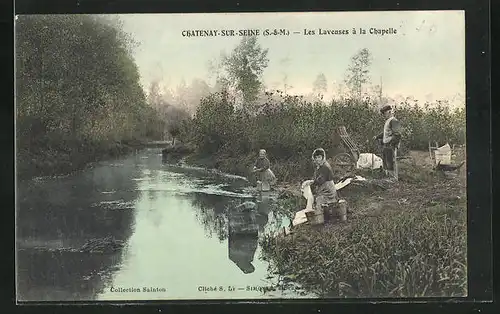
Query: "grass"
258 152 467 298
260 204 466 298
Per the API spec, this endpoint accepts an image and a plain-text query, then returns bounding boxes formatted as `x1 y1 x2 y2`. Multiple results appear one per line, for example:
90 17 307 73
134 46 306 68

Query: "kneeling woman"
252 149 277 192
306 148 338 210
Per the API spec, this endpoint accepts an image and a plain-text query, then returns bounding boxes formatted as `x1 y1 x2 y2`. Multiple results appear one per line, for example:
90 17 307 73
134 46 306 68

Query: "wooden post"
371 150 374 175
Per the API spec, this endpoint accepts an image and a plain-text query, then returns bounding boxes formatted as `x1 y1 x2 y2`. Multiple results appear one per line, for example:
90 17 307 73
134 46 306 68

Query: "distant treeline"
180 91 466 181
16 15 162 179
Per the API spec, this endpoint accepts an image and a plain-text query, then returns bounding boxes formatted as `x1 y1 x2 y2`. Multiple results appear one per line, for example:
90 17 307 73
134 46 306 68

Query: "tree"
162 85 176 105
185 78 211 115
221 36 269 108
174 79 189 108
312 73 328 99
147 80 163 111
146 80 170 139
280 56 293 94
344 48 372 100
164 105 190 145
15 15 149 145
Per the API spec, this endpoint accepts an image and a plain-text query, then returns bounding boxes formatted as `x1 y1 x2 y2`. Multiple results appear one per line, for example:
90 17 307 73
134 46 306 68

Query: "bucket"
325 200 348 222
261 181 271 191
337 200 348 222
257 181 271 192
305 209 325 225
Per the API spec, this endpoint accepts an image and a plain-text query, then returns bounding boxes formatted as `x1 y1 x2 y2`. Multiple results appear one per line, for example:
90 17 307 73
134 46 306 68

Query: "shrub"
182 91 466 179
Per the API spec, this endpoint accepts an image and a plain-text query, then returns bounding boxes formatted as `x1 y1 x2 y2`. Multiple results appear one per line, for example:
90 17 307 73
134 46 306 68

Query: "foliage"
146 79 192 142
219 36 270 107
164 105 191 143
15 15 160 178
182 91 465 181
312 73 328 99
190 91 237 154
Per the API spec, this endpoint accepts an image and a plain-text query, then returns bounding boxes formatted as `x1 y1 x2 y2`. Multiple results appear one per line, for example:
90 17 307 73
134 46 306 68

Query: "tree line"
170 36 465 181
15 15 162 178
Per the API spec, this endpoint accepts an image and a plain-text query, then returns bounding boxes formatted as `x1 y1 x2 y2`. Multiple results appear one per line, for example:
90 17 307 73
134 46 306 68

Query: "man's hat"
380 105 392 113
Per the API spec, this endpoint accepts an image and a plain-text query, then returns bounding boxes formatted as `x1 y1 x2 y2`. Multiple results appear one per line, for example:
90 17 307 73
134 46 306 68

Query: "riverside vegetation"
16 15 467 298
178 91 467 298
16 15 164 180
182 91 465 182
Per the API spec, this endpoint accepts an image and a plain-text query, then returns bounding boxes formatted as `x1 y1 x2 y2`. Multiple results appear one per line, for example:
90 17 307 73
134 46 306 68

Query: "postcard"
15 10 467 302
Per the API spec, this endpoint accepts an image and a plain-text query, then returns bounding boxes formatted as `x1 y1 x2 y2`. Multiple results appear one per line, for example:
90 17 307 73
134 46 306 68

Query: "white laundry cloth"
356 153 383 170
292 181 315 226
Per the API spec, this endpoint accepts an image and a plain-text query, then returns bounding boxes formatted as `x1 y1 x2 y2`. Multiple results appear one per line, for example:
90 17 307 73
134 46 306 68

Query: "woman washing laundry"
303 148 339 210
288 148 345 230
252 149 277 192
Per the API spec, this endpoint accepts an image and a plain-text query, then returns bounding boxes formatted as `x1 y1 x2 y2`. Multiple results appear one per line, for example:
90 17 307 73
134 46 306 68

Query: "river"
16 148 314 301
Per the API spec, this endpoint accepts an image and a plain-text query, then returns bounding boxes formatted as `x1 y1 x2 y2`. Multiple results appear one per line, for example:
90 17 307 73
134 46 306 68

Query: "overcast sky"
115 10 465 103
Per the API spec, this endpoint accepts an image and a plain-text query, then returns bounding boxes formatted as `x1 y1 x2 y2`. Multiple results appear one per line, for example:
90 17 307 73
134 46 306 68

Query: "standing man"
373 105 402 181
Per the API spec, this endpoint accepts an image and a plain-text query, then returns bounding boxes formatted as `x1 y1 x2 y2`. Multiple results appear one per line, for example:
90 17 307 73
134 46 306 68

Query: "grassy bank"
260 202 466 298
258 151 467 298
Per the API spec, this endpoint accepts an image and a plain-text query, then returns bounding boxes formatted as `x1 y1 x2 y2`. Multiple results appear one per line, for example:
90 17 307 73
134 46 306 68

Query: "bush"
182 91 466 180
260 205 467 298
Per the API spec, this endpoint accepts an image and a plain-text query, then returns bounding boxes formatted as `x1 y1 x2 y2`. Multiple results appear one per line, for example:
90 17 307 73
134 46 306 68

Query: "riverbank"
183 152 316 184
259 150 467 298
16 139 147 181
183 148 467 298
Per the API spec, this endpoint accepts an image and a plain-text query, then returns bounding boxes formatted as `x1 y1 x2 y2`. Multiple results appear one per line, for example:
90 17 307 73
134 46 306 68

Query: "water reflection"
190 192 230 242
228 196 272 275
16 156 141 301
256 195 271 234
18 149 311 301
228 234 258 274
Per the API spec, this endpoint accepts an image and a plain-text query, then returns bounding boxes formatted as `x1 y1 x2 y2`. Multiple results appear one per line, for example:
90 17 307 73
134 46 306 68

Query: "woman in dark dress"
304 148 338 209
